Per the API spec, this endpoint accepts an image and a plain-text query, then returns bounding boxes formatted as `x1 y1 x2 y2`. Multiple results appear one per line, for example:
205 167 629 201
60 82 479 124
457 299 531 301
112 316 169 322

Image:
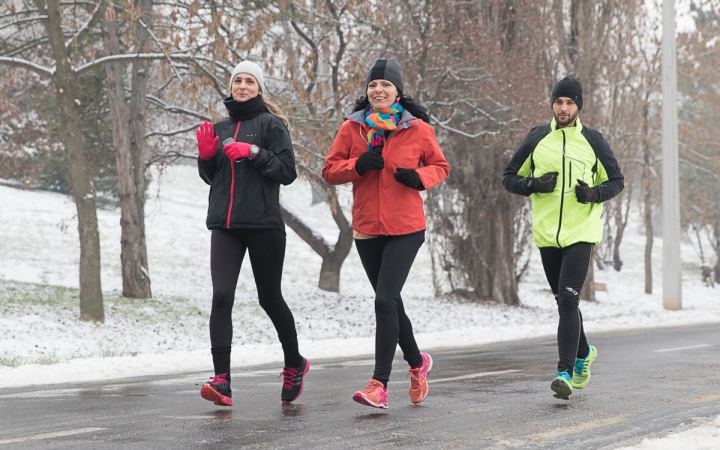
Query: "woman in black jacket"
196 60 308 407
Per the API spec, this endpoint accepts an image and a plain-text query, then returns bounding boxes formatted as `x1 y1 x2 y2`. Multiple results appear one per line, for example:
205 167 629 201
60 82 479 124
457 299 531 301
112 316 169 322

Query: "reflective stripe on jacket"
322 110 450 236
503 118 624 248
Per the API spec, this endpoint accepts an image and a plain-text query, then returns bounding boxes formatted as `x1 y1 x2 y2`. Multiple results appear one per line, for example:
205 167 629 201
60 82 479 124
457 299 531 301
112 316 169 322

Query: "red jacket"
322 110 450 236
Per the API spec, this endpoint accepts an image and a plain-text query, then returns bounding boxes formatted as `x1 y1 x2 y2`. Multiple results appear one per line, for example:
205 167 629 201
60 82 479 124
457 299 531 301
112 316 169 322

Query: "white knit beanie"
230 61 266 93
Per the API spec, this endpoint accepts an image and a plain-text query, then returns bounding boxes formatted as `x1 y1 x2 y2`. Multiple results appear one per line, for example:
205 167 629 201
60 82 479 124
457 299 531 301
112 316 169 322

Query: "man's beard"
555 110 579 127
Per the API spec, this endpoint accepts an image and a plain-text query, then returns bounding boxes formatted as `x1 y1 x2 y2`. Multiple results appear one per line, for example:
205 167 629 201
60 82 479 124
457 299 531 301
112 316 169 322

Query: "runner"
196 60 309 406
503 77 624 399
322 57 450 409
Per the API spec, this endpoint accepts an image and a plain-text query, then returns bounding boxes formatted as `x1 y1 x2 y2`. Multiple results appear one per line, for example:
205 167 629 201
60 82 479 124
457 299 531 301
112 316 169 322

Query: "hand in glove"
575 179 599 204
355 150 384 176
224 142 252 161
394 168 425 190
529 172 558 193
196 121 219 160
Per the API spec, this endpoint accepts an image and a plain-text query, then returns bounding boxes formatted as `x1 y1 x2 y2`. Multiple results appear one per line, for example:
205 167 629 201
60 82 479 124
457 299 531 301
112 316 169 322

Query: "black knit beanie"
551 77 583 110
365 57 404 94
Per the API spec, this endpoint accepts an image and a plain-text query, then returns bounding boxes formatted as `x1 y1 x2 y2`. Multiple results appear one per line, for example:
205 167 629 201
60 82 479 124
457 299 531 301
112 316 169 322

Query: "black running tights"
355 231 425 383
209 228 302 378
539 242 593 374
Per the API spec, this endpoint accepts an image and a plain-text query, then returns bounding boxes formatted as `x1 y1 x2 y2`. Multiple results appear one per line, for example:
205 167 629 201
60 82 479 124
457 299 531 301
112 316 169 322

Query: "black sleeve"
502 125 550 196
197 156 217 186
253 117 297 186
583 128 624 203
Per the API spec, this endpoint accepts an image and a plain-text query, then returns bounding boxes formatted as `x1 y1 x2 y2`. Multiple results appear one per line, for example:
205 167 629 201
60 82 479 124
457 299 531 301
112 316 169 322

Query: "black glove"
575 179 599 204
355 150 384 176
394 168 425 190
528 171 558 193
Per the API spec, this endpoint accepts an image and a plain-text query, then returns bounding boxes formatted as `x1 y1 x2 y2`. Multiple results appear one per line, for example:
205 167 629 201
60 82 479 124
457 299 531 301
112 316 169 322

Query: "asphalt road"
1 323 719 449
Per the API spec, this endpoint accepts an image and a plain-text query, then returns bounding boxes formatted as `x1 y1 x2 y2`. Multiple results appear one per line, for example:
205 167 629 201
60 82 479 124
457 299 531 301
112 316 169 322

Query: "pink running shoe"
280 358 310 403
408 352 433 404
200 373 233 407
353 378 388 409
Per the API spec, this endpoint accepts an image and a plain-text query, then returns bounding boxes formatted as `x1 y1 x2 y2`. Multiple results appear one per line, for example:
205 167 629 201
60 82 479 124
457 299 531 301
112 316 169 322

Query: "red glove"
196 121 219 160
225 142 252 161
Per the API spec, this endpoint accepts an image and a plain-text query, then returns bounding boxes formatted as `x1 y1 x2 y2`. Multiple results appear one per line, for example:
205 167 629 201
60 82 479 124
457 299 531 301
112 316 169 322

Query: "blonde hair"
260 95 289 127
226 74 289 127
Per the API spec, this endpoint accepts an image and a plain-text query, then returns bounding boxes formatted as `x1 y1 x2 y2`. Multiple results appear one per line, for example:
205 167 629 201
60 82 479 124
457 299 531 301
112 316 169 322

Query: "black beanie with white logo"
551 77 583 110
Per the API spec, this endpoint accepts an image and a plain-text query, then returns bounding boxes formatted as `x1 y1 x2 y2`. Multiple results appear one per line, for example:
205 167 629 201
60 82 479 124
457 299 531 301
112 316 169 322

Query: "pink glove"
196 121 219 160
224 142 252 161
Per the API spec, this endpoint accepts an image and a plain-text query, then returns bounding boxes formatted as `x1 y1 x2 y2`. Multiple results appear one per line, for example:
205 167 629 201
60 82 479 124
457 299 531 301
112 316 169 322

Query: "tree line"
1 0 719 322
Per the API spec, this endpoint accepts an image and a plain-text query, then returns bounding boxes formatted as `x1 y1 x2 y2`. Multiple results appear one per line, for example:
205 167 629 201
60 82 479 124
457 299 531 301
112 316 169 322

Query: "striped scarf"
364 102 403 151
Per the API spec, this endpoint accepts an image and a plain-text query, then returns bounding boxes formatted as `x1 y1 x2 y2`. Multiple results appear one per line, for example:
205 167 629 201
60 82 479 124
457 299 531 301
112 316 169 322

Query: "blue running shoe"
551 371 572 400
571 345 597 389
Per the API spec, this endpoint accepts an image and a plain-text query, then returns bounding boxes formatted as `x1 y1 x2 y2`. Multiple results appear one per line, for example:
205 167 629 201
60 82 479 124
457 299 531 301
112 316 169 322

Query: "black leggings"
355 231 425 383
539 242 593 374
209 228 302 375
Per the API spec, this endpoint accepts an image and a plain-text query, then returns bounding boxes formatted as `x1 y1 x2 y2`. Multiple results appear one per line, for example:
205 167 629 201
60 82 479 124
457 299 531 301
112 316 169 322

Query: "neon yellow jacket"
503 118 624 248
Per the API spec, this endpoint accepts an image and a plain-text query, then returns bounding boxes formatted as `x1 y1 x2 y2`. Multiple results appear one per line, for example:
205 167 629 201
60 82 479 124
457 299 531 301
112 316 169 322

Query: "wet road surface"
1 323 719 449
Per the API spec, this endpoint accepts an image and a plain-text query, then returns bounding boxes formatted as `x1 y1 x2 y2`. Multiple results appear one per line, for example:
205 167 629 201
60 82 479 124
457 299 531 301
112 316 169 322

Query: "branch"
280 202 332 257
65 0 103 47
145 123 200 138
0 56 54 77
138 18 182 80
145 95 210 121
0 15 47 32
429 114 502 138
74 52 177 74
679 158 720 180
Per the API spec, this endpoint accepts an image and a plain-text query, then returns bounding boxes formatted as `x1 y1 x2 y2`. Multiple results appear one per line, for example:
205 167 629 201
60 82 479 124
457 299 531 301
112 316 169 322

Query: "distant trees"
1 0 717 314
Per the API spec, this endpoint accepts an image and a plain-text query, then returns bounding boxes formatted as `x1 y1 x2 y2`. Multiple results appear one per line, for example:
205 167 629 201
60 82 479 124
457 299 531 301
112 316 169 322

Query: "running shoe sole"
412 354 433 404
551 378 572 400
282 359 311 404
352 392 388 409
200 384 233 407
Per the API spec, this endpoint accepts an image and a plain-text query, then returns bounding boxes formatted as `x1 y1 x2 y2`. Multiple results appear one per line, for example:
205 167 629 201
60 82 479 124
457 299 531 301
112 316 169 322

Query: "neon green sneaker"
551 371 572 400
571 345 597 389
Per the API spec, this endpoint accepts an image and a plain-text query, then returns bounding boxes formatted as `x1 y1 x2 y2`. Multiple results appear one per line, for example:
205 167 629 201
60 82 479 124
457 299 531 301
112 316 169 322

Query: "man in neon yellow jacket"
503 77 624 400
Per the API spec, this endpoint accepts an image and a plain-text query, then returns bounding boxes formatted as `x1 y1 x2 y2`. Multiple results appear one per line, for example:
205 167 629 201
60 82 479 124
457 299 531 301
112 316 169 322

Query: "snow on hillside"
0 164 719 390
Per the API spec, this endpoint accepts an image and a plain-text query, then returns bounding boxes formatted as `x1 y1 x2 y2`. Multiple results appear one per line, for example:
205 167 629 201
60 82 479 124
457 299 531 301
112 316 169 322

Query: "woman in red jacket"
322 57 450 409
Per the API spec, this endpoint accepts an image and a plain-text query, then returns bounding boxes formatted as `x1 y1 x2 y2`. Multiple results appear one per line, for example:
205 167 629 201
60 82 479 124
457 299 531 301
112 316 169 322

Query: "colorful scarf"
364 102 403 151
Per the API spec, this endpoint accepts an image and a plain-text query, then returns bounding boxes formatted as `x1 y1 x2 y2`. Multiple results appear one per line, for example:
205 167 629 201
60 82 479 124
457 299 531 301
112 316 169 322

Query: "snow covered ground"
1 164 719 448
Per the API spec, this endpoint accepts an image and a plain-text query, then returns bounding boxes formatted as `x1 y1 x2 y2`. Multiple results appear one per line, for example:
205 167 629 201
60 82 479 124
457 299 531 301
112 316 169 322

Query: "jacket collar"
551 117 584 133
347 108 419 130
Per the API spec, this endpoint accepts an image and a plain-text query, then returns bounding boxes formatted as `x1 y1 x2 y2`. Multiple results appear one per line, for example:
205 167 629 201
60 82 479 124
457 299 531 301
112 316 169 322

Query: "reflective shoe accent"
408 352 433 404
353 379 389 409
200 373 233 407
551 371 572 400
571 345 597 389
280 358 310 403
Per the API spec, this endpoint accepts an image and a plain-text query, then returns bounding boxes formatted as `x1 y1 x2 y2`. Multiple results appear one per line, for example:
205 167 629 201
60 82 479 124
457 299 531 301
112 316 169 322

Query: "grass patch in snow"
0 280 78 309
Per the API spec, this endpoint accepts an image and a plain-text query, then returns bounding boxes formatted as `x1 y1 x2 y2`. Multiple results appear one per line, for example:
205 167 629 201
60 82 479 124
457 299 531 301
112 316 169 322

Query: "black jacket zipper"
556 130 566 247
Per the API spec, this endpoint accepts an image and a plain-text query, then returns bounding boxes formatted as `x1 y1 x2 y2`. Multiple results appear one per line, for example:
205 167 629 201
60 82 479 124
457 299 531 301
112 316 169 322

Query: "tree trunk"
580 247 596 301
280 183 352 293
644 191 654 294
642 100 653 294
102 6 151 299
125 0 153 298
40 0 104 321
473 196 520 305
714 214 720 283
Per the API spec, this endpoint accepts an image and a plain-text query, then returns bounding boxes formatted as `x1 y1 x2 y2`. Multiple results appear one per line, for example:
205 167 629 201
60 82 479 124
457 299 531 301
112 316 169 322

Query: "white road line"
428 369 521 384
0 428 106 445
653 344 710 353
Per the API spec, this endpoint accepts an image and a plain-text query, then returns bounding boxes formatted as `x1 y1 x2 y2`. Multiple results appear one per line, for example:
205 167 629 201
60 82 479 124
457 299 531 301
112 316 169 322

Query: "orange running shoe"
408 352 433 404
352 378 388 409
